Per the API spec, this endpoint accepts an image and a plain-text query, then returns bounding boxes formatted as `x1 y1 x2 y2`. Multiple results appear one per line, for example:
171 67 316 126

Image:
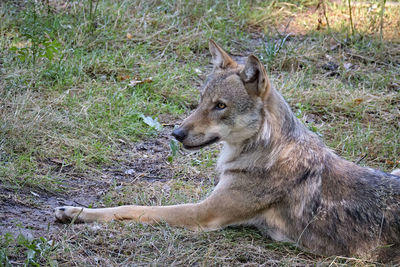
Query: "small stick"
356 154 368 164
379 0 387 40
348 0 355 36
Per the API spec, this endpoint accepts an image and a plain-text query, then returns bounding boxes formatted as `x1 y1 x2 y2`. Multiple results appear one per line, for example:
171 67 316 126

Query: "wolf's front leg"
55 204 206 230
55 189 258 231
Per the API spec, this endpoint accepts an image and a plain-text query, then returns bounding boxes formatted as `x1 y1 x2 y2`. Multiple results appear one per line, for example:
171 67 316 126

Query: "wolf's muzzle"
172 127 187 142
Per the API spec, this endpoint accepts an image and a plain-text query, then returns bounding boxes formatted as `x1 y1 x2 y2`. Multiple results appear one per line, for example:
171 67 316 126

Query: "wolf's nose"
172 128 187 142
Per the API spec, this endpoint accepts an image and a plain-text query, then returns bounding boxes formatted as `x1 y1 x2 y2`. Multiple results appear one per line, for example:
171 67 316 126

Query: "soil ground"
0 123 186 238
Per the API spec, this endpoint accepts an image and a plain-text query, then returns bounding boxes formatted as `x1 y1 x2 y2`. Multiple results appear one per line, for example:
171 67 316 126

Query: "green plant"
86 0 100 33
168 139 180 163
17 235 56 267
0 233 57 267
9 1 62 68
0 233 13 267
260 34 290 67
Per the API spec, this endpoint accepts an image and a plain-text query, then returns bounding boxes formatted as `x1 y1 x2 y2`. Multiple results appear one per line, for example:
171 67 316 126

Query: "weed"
9 1 62 69
260 34 291 68
0 233 57 267
0 233 13 267
167 139 180 163
86 0 100 34
18 235 56 266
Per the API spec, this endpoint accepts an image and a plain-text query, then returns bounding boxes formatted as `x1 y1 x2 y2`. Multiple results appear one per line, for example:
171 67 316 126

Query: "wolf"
55 40 400 263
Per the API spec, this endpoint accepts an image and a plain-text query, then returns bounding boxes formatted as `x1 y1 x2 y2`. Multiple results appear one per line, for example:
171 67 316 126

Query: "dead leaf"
325 54 334 61
353 98 363 105
124 169 135 175
117 74 130 81
330 43 341 51
386 160 394 166
14 40 31 48
30 191 39 197
49 158 64 165
344 62 353 71
140 114 162 131
129 77 153 86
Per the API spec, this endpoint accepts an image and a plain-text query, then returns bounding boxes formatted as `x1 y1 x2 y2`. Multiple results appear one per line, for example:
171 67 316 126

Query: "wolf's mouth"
182 137 220 150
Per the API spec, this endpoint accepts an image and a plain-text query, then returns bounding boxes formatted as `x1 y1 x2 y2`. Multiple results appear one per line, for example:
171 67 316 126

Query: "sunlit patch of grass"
248 0 400 40
276 71 400 171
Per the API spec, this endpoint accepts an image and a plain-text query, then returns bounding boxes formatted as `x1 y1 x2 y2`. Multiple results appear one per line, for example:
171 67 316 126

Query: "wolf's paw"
55 206 85 223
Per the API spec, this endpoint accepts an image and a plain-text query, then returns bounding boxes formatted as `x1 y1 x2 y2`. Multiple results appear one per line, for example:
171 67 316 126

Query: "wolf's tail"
391 168 400 176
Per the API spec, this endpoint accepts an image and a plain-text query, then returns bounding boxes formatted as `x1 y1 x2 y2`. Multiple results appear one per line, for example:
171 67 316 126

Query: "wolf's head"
172 40 272 149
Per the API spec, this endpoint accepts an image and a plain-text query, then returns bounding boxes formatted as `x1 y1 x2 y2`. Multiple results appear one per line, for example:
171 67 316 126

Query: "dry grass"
0 0 399 266
248 0 400 40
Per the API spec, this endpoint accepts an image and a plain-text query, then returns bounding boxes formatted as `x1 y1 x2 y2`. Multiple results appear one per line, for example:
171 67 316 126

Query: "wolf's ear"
240 55 271 99
209 40 238 69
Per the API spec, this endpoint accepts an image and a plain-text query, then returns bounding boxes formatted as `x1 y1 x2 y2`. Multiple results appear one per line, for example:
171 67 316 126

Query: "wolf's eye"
215 102 227 110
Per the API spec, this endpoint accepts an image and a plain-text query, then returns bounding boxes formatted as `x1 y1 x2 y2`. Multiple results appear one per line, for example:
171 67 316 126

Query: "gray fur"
178 44 400 263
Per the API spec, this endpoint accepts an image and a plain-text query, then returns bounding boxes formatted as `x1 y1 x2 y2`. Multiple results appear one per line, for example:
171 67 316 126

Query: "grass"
0 0 399 266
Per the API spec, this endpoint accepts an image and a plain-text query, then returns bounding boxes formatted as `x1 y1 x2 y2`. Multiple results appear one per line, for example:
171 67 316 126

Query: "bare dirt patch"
0 122 202 240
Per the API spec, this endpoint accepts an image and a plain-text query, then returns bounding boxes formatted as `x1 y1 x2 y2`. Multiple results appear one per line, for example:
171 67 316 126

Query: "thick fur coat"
55 40 400 263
